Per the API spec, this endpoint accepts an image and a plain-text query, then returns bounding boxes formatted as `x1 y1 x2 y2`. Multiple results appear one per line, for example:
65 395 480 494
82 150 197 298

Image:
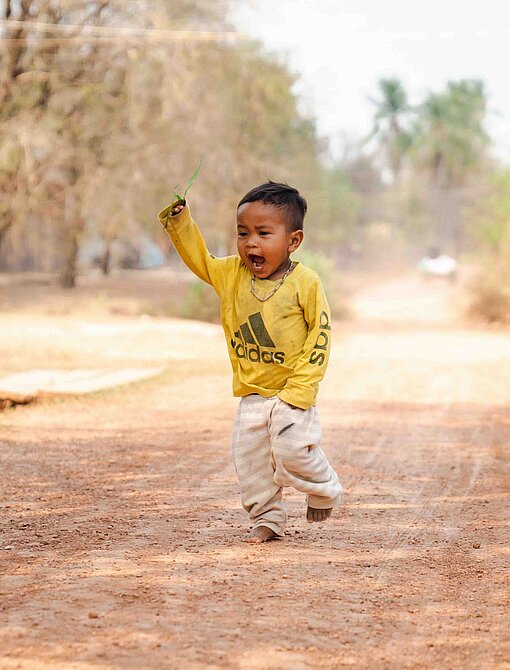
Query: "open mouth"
249 254 265 271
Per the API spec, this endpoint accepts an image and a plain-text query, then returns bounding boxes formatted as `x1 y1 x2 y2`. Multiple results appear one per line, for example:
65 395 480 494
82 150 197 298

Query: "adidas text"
230 339 285 365
309 310 331 366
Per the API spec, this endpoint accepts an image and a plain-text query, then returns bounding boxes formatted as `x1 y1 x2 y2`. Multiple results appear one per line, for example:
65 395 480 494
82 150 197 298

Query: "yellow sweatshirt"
158 203 332 410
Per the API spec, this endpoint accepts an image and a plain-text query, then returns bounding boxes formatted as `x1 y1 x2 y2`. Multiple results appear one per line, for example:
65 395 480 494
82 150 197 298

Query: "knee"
272 438 310 471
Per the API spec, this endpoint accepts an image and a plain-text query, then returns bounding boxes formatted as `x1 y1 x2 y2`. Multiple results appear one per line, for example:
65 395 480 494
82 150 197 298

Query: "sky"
231 0 510 162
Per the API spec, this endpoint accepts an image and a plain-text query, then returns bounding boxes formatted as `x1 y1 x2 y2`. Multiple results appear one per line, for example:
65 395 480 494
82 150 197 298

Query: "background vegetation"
1 0 508 322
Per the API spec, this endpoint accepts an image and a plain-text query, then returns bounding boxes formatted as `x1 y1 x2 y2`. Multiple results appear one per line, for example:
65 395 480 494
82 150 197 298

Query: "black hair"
237 181 307 231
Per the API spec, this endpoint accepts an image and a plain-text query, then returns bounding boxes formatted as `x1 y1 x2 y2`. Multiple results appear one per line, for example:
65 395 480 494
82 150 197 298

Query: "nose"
245 235 257 249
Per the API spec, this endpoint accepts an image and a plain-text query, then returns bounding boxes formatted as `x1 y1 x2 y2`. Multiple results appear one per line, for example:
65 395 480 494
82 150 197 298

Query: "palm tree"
413 79 489 254
416 80 488 187
368 78 412 182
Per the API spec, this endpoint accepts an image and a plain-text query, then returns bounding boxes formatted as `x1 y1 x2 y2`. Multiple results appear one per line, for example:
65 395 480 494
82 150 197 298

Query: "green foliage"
412 79 489 184
0 140 21 176
0 2 496 284
304 166 360 252
371 78 409 120
366 77 491 256
468 169 510 252
0 81 48 119
181 279 220 323
294 249 334 292
293 249 350 319
465 168 510 323
173 160 203 204
368 77 412 180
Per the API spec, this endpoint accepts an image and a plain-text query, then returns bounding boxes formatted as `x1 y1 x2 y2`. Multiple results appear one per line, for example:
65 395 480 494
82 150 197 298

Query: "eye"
237 231 247 237
259 231 270 236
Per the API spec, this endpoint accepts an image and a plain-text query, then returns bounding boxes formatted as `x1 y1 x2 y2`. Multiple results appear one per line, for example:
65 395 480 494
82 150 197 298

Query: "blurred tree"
368 78 412 183
464 168 510 324
411 79 489 255
0 0 363 284
303 165 360 257
0 0 134 284
415 81 488 186
0 0 229 281
0 0 32 251
467 168 510 254
343 150 383 227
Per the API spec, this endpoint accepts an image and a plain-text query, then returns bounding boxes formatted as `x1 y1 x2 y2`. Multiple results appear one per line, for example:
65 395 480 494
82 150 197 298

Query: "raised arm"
158 200 237 297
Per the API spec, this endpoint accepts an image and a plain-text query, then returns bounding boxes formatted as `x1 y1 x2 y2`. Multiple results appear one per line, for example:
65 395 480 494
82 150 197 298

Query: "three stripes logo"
231 312 285 365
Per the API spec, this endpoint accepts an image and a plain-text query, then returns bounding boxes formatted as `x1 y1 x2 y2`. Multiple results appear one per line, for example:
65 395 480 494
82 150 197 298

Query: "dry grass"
466 266 510 324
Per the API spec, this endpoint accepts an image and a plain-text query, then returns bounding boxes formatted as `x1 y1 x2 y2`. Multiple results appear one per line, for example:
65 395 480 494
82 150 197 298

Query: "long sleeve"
278 278 332 410
158 203 331 407
158 202 238 299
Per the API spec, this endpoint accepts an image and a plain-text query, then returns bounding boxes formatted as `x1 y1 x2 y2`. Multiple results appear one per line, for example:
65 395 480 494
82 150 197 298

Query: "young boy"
159 181 343 543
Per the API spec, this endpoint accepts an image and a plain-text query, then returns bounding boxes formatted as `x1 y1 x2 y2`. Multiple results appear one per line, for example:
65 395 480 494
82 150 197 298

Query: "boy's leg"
232 396 287 538
269 398 343 513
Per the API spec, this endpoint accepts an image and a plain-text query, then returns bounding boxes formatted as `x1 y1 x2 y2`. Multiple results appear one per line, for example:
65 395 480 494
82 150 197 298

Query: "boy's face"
236 201 303 280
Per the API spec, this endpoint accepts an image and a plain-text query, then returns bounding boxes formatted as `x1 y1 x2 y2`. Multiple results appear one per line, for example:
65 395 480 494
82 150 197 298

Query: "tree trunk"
451 187 464 257
100 239 112 275
60 232 79 288
59 190 82 289
428 154 452 252
0 215 13 250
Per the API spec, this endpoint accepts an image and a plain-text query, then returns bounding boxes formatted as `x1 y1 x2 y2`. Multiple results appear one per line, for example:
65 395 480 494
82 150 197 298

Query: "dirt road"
1 274 509 669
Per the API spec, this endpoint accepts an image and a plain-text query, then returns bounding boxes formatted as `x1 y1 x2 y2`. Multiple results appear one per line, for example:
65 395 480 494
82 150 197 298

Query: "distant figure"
418 247 457 283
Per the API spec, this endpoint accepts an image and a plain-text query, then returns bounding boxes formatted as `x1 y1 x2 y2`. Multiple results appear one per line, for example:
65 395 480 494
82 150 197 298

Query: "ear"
288 230 304 253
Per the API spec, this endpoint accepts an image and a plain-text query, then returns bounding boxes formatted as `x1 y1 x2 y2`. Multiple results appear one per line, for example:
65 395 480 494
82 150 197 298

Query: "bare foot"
242 526 279 543
306 506 332 523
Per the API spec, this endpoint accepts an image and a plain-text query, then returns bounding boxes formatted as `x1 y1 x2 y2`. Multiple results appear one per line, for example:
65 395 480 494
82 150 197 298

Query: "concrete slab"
0 367 164 402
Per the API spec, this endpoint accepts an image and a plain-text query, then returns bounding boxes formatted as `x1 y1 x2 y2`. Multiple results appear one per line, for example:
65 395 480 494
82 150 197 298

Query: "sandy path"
1 274 509 669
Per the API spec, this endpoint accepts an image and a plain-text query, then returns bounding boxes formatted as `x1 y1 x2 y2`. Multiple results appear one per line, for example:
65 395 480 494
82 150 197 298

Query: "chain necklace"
250 260 293 302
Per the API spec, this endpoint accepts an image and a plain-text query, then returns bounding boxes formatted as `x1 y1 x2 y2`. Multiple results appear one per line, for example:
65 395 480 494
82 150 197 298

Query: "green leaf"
183 159 203 199
163 162 202 230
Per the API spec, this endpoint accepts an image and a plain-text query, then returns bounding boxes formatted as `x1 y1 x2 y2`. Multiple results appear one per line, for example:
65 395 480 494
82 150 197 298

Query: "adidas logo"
231 312 285 365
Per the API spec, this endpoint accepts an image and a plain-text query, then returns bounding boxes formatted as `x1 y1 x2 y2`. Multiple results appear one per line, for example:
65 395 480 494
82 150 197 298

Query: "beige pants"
231 395 343 536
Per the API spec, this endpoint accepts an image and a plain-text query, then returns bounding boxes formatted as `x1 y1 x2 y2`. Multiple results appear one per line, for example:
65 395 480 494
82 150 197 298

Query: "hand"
277 397 299 410
171 202 185 216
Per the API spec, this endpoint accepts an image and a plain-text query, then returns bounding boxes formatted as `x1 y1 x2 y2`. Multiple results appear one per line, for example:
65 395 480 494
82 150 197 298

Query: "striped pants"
232 395 343 536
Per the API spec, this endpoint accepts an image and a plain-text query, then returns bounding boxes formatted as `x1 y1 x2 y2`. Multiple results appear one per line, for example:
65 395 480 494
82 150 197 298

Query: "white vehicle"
418 249 458 283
